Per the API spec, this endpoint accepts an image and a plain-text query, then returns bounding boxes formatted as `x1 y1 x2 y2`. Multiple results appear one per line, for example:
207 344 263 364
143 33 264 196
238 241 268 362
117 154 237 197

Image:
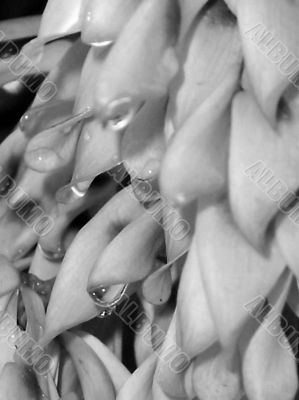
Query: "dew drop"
39 243 65 262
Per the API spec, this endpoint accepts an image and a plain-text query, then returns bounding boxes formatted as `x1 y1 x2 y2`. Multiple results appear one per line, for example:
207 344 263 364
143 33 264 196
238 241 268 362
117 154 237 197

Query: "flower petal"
241 268 297 400
77 330 130 393
41 188 143 345
81 0 140 45
62 331 115 400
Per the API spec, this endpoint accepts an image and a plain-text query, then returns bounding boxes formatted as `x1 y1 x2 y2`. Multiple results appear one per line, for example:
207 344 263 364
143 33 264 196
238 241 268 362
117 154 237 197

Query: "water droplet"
83 131 92 141
141 159 161 180
20 100 75 137
19 111 36 136
90 286 108 301
89 284 128 318
103 97 135 132
38 243 65 262
86 11 92 22
16 248 26 258
21 272 55 297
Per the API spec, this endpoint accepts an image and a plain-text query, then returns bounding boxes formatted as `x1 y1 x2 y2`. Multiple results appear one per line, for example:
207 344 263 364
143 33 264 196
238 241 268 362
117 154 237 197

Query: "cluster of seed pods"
0 0 299 399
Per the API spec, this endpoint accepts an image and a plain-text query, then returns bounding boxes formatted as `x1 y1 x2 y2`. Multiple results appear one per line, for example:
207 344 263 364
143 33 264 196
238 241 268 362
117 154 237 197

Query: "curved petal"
41 188 143 345
161 73 238 207
121 97 166 180
276 214 299 281
88 211 164 288
95 0 179 109
70 48 122 186
237 0 299 123
241 269 297 400
62 331 115 400
0 257 20 297
168 2 241 130
178 0 208 42
117 354 157 400
81 0 140 45
229 90 299 249
39 0 87 41
191 343 242 400
195 202 285 348
77 330 130 393
0 363 40 400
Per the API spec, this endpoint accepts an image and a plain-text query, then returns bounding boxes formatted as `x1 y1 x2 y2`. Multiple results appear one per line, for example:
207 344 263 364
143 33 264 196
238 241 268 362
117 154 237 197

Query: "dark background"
0 0 47 20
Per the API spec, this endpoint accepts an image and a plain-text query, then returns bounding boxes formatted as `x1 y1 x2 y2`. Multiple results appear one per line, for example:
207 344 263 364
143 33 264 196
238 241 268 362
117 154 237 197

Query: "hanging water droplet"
21 272 55 297
20 100 76 137
19 110 43 137
90 285 108 302
103 97 135 132
88 284 128 318
38 243 65 262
